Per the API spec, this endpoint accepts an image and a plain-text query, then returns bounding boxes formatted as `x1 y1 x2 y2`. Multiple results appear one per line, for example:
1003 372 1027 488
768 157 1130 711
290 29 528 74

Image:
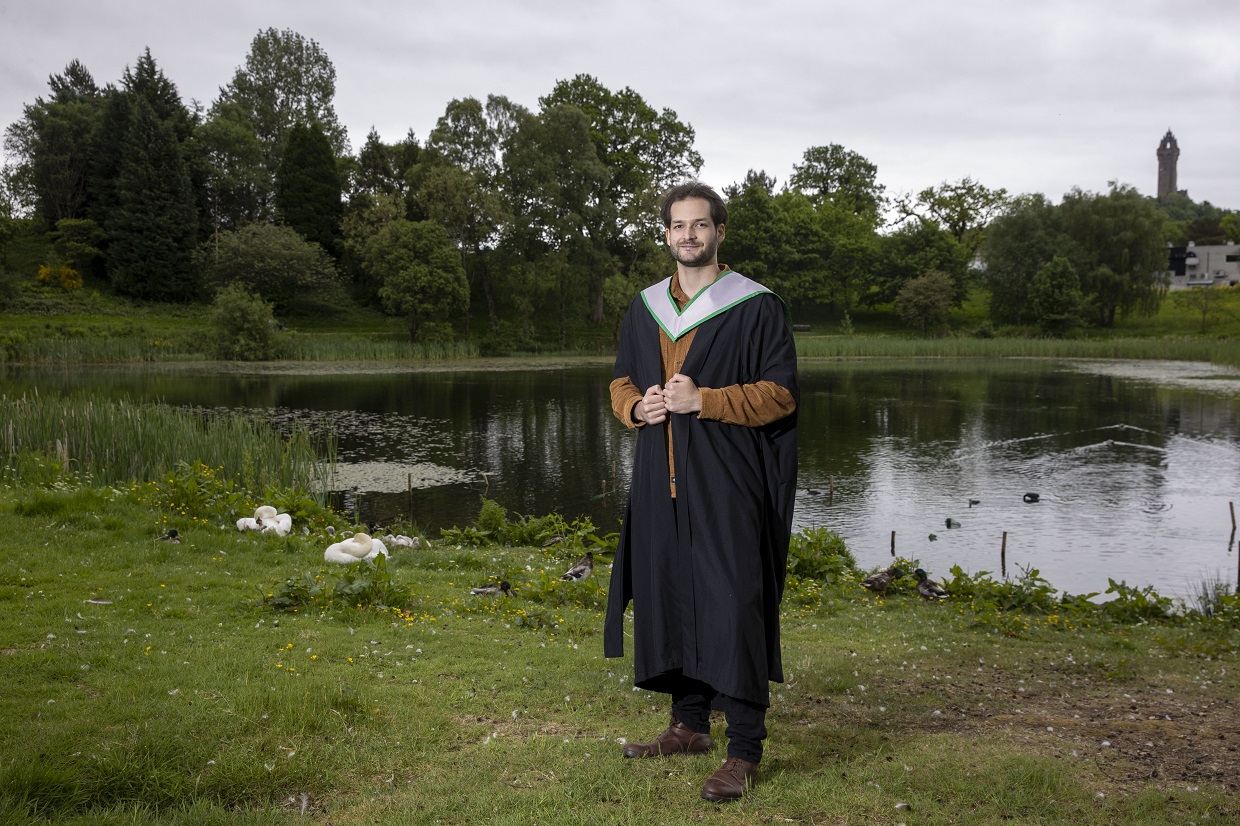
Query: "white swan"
253 505 293 537
324 532 388 564
236 517 260 532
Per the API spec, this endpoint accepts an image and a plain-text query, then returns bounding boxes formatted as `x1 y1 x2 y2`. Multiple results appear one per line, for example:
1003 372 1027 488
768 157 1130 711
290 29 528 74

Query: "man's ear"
716 223 725 244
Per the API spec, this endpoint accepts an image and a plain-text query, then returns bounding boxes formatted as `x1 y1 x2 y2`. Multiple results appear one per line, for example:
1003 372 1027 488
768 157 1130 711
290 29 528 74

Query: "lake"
8 357 1240 600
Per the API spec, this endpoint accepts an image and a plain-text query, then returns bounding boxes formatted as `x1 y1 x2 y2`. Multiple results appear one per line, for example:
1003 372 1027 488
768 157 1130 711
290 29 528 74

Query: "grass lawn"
1 483 1236 825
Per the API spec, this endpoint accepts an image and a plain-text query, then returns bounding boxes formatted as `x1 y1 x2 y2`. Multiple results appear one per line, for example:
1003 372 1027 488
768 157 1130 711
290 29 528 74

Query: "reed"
0 335 202 364
795 334 1240 365
278 335 479 361
0 333 481 364
0 390 331 494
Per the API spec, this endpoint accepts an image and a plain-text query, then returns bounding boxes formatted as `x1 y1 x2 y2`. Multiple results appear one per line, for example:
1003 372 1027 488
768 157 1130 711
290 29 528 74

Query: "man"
604 181 798 802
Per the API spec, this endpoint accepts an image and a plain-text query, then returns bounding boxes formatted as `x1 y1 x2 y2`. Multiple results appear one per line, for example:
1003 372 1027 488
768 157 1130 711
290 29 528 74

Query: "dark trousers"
669 673 767 764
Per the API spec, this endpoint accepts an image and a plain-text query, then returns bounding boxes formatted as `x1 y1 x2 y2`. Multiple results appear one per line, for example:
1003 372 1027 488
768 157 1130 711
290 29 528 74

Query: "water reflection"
5 358 1239 599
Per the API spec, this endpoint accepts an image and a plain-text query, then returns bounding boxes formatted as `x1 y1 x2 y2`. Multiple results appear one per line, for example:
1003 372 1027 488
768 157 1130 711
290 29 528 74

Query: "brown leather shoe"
622 716 712 758
700 757 758 802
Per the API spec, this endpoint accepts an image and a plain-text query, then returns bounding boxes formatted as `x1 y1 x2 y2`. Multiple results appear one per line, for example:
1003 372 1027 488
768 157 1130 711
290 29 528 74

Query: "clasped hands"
634 373 701 424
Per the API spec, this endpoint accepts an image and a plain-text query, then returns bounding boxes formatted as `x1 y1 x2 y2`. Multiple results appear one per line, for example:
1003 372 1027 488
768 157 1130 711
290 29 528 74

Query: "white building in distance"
1165 241 1240 290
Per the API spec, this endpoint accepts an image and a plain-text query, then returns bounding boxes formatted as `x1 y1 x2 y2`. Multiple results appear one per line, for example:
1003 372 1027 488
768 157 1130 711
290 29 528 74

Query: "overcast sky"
3 0 1238 211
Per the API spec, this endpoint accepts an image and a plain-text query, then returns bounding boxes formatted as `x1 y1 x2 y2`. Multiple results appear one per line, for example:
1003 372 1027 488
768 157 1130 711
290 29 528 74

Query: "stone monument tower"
1156 130 1179 199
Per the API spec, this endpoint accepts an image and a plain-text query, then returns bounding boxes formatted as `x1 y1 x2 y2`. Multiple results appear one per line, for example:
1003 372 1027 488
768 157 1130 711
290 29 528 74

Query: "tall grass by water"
12 330 1240 366
0 391 331 494
278 334 478 361
796 334 1240 365
0 332 480 364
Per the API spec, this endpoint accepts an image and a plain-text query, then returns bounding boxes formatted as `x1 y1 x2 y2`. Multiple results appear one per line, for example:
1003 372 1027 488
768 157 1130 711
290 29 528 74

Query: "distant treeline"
2 27 1237 346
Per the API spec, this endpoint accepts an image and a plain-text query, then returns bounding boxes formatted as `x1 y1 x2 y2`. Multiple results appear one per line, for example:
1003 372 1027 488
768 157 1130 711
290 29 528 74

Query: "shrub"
37 263 82 290
787 527 856 583
195 223 342 316
209 283 278 361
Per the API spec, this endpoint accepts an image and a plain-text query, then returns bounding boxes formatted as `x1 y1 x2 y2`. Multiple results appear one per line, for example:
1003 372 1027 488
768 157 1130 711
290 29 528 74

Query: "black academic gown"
603 289 798 706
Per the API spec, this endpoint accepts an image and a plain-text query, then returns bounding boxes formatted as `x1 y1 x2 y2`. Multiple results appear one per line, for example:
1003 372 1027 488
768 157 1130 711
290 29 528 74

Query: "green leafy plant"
209 282 279 361
263 555 412 614
441 498 617 554
1100 579 1174 624
787 527 856 583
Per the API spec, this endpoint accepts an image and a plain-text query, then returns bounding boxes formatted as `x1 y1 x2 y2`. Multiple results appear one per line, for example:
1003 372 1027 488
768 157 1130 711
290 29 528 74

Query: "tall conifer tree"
275 121 342 257
108 97 198 301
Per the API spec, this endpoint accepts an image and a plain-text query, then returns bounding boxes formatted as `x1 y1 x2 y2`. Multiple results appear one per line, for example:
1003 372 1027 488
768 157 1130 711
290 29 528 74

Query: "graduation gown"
603 274 798 706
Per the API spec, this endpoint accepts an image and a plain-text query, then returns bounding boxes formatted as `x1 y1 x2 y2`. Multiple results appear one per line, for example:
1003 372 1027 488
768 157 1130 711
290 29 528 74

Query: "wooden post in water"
1231 501 1236 531
890 530 896 558
1001 531 1008 579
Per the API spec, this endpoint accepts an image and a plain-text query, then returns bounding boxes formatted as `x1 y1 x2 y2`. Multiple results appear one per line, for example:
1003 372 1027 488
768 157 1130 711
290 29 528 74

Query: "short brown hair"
660 181 728 229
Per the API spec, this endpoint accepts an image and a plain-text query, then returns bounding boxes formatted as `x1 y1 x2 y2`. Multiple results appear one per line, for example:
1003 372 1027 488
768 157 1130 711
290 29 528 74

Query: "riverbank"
1 476 1237 824
8 282 1240 367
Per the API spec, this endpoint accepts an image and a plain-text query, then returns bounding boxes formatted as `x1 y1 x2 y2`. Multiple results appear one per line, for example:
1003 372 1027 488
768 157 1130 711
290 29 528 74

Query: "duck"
861 566 904 597
945 518 961 529
159 529 181 543
967 498 981 508
914 568 949 600
1023 492 1040 504
470 581 512 596
254 505 292 537
324 532 388 564
559 552 594 581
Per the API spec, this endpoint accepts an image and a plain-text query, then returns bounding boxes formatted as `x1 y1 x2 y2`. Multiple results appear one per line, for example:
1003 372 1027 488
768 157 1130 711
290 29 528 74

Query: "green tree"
498 102 610 335
107 97 199 301
788 144 885 219
90 50 199 238
275 121 342 257
902 176 1009 260
894 270 956 335
1058 184 1166 327
0 208 17 306
2 59 102 223
539 75 702 322
871 218 968 305
416 97 517 332
341 130 422 304
215 27 347 208
1028 256 1084 336
195 222 341 315
723 169 777 199
191 101 267 236
725 184 878 314
814 199 881 312
1221 213 1240 243
352 127 419 200
209 282 278 360
51 218 104 279
723 181 789 289
362 219 467 342
981 194 1059 325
